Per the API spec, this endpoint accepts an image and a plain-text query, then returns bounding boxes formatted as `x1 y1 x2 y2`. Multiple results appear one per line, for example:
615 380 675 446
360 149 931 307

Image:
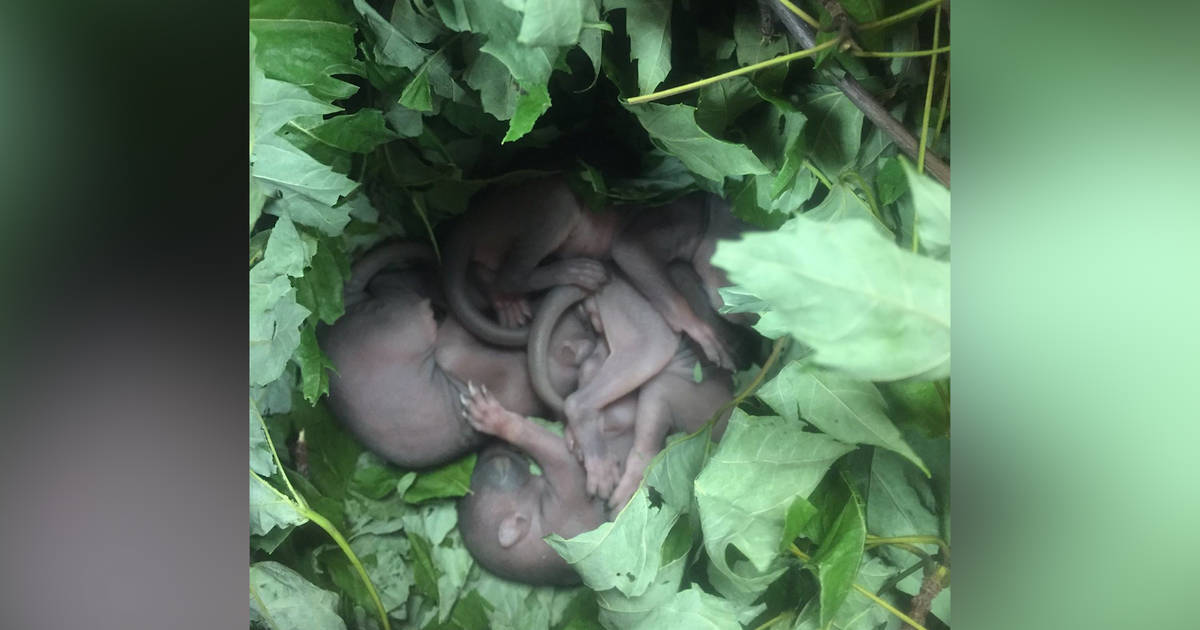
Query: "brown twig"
767 0 950 187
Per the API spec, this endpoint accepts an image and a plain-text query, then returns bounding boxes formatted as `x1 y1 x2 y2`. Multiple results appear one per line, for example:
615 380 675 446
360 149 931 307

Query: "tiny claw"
459 393 470 407
468 381 478 395
481 383 489 396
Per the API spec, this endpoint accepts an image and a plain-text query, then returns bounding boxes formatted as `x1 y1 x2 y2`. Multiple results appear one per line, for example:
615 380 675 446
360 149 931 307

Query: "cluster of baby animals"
319 175 760 585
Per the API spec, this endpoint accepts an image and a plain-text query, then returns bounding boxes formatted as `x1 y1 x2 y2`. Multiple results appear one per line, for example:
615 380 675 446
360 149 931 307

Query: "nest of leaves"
250 0 951 628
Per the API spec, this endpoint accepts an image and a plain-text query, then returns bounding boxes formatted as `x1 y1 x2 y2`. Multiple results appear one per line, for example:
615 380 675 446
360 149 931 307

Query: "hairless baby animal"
319 241 546 469
528 264 738 510
441 176 748 369
457 385 608 585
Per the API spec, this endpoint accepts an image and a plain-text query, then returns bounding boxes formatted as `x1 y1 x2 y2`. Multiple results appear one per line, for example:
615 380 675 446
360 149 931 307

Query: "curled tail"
442 225 530 347
344 241 436 308
527 285 589 414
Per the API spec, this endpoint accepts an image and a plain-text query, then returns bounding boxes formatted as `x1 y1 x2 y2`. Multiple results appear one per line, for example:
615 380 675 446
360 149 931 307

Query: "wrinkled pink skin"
457 387 606 585
319 242 546 469
444 176 745 369
547 268 736 512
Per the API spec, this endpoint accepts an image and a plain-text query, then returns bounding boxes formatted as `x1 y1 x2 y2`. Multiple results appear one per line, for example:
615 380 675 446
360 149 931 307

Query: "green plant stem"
934 66 950 143
752 610 792 630
854 45 949 58
777 0 820 28
252 399 306 509
852 583 927 630
788 544 927 630
859 0 943 32
916 7 942 178
878 559 929 595
411 194 442 264
803 159 833 190
865 540 933 562
841 171 888 231
867 535 951 560
627 38 840 104
301 506 393 630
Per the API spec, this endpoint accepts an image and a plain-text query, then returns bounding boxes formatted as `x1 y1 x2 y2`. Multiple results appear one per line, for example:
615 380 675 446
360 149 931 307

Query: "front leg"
461 383 584 493
608 387 673 511
611 238 734 369
563 279 677 424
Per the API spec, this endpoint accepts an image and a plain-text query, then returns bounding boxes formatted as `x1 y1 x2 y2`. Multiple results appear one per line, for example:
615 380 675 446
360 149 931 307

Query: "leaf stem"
854 45 949 58
916 5 942 177
852 583 928 630
252 399 306 509
752 610 792 630
859 0 943 32
867 535 950 560
777 0 820 28
788 543 928 630
803 159 833 190
410 194 442 264
626 38 841 104
300 506 392 630
934 67 950 143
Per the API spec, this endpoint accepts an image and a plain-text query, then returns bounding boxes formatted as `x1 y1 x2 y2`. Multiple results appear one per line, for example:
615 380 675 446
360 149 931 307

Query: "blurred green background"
955 1 1200 628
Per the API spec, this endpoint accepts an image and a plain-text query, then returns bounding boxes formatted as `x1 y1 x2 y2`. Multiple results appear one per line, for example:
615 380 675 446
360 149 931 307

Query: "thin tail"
344 241 435 307
527 285 589 414
442 224 530 346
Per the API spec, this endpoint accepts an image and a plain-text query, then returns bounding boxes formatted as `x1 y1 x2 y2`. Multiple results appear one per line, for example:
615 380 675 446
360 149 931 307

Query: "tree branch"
766 0 950 187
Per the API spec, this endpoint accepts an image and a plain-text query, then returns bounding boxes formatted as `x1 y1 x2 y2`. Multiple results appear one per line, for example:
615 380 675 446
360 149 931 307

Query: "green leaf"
250 401 277 477
804 183 890 236
547 428 709 596
249 17 362 102
694 76 760 136
250 561 347 630
757 361 929 475
578 0 604 81
606 0 672 95
503 82 552 142
266 189 352 237
809 490 866 628
876 155 907 205
627 103 768 183
403 453 478 503
295 324 334 403
595 549 686 628
407 531 440 602
250 219 312 388
293 238 347 324
250 472 308 536
867 450 940 564
518 0 585 47
779 495 818 550
791 556 896 630
803 84 865 176
283 110 401 155
400 68 435 112
695 410 853 575
250 0 355 23
389 0 445 43
253 134 358 207
627 587 740 630
353 0 430 71
251 69 338 141
902 157 951 259
712 215 951 381
467 0 559 87
879 379 950 438
466 52 521 121
732 4 789 92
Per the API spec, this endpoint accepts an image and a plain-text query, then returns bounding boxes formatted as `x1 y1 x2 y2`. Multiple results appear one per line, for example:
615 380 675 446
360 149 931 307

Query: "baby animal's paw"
460 382 516 437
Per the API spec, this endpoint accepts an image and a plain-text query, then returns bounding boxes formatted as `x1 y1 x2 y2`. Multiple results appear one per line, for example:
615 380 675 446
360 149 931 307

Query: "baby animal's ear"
497 513 530 548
